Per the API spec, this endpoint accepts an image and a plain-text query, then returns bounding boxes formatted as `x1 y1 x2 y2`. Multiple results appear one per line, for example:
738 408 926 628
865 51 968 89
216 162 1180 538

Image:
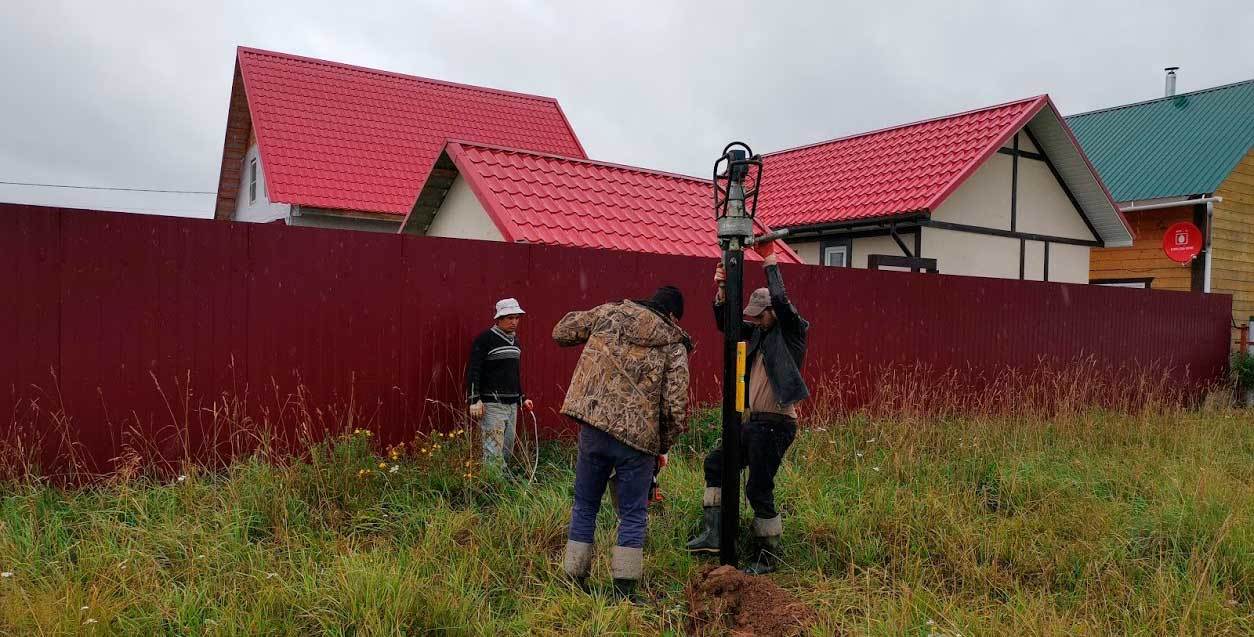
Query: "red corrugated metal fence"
0 204 1234 475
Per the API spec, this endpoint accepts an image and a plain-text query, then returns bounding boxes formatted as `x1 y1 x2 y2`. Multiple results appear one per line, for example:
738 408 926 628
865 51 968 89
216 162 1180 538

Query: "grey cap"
743 288 771 317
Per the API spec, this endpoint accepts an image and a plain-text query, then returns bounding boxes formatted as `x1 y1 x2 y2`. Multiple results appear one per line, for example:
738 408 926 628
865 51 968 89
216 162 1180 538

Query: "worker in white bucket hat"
466 298 534 467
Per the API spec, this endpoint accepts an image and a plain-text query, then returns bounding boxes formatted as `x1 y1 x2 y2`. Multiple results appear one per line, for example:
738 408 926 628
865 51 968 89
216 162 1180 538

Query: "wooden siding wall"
1089 206 1194 290
1213 146 1254 334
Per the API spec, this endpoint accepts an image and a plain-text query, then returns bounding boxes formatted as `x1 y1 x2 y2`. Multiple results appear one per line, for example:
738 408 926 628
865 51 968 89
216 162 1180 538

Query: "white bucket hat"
494 298 526 319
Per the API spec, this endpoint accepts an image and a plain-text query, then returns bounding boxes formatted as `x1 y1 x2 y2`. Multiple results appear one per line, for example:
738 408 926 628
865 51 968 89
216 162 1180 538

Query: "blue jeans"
480 402 517 465
567 424 654 549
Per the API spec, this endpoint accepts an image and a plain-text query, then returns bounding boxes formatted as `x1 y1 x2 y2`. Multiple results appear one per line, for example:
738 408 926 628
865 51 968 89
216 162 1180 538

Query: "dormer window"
249 158 258 204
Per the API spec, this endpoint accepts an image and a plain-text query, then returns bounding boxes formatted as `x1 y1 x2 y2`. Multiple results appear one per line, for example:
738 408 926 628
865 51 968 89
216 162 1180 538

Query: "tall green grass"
1 402 1250 635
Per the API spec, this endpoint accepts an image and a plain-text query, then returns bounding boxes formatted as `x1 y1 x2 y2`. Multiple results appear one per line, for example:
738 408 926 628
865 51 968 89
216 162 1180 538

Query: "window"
820 238 851 267
248 158 258 204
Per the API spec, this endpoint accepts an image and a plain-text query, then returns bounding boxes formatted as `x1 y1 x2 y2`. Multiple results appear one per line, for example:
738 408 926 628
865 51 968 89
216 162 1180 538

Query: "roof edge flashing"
1026 104 1134 247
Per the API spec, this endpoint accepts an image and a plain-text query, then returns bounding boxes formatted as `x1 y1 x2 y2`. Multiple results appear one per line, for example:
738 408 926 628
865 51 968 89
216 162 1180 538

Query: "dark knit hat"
648 285 685 320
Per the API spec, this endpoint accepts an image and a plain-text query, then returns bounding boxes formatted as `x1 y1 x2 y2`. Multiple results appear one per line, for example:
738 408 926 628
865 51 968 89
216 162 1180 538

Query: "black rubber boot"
612 578 640 603
685 506 721 554
743 534 781 575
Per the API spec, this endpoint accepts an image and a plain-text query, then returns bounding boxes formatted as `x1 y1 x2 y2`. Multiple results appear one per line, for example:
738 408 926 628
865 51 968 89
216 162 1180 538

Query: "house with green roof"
1069 77 1254 346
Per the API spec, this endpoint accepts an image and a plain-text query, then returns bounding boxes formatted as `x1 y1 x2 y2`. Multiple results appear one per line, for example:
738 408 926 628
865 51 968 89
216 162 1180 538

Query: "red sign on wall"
1162 222 1203 263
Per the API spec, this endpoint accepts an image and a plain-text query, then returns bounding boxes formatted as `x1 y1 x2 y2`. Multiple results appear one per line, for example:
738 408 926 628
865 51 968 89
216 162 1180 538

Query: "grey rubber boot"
743 516 783 575
685 487 722 554
611 546 642 603
562 540 594 591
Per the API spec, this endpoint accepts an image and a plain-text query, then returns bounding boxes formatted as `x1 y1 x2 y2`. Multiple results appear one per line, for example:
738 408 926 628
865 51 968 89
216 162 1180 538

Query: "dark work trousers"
567 424 654 549
703 413 798 520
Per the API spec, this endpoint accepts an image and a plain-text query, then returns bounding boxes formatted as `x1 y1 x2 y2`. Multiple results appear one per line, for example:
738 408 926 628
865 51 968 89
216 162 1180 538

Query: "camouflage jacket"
553 301 691 455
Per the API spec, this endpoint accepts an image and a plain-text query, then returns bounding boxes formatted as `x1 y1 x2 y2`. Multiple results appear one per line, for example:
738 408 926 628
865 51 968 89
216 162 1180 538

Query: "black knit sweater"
466 326 524 404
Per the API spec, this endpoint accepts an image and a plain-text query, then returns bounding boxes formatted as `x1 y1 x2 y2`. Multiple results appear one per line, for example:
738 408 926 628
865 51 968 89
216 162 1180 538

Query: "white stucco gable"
923 130 1097 283
420 176 505 242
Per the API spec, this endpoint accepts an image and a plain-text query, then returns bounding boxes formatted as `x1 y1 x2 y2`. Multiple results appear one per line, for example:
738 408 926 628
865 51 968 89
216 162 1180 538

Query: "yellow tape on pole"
735 341 746 412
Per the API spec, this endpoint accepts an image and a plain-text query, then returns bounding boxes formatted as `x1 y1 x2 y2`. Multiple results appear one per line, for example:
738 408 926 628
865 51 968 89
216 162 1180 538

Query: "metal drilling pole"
720 237 744 566
717 151 753 567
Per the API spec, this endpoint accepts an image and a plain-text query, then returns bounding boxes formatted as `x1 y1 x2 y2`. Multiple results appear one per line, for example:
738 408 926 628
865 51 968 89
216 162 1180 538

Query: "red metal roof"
427 142 801 262
758 96 1049 227
236 47 587 215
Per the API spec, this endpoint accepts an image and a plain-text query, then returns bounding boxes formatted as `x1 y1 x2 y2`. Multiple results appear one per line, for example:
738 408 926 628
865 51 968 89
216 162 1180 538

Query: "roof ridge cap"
450 140 710 185
236 46 563 105
1067 77 1254 119
763 95 1047 157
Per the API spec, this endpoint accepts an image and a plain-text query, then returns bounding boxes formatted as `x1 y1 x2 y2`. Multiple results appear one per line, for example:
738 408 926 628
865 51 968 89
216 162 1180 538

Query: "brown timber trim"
214 62 252 220
920 220 1100 247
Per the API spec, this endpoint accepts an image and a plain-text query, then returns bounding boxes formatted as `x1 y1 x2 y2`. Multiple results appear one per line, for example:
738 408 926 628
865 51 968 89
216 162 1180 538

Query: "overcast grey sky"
1 0 1251 217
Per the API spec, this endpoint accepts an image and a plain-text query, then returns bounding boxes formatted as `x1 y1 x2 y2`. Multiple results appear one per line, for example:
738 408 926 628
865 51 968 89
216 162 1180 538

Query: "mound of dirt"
685 565 817 637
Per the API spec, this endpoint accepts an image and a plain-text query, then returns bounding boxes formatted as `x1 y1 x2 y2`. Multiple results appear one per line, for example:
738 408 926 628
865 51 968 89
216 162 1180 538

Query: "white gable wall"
923 229 1022 279
931 153 1013 230
1045 243 1090 284
1016 158 1095 241
424 176 505 242
791 241 819 263
234 144 291 222
922 132 1092 283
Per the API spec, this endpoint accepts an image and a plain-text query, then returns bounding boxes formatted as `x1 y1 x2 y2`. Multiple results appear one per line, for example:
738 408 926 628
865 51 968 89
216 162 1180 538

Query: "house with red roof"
212 48 1117 280
212 47 587 231
211 46 799 262
395 141 800 262
757 95 1133 283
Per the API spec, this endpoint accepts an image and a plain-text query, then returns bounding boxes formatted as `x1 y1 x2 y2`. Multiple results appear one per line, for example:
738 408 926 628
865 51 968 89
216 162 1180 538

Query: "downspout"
1204 198 1214 293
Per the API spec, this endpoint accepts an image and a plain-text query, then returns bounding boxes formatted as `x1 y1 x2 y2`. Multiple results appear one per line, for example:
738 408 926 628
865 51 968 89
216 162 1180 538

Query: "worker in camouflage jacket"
554 286 691 600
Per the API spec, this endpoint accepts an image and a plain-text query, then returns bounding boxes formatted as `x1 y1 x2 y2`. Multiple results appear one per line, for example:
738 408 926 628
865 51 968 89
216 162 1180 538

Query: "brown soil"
685 565 818 637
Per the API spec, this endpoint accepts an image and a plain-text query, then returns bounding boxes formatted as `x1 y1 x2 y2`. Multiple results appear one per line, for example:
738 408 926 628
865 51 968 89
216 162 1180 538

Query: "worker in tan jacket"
554 286 691 600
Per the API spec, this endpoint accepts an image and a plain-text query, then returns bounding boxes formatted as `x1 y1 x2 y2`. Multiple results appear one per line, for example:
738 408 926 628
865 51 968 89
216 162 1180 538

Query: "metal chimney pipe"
1164 66 1179 97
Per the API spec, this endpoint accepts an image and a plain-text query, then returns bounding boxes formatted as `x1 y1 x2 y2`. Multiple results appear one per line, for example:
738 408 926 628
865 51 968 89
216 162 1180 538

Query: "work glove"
751 239 776 259
469 401 485 419
649 455 667 504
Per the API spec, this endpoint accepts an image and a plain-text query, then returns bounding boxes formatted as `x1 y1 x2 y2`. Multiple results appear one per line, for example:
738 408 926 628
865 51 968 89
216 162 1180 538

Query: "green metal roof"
1066 79 1254 202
